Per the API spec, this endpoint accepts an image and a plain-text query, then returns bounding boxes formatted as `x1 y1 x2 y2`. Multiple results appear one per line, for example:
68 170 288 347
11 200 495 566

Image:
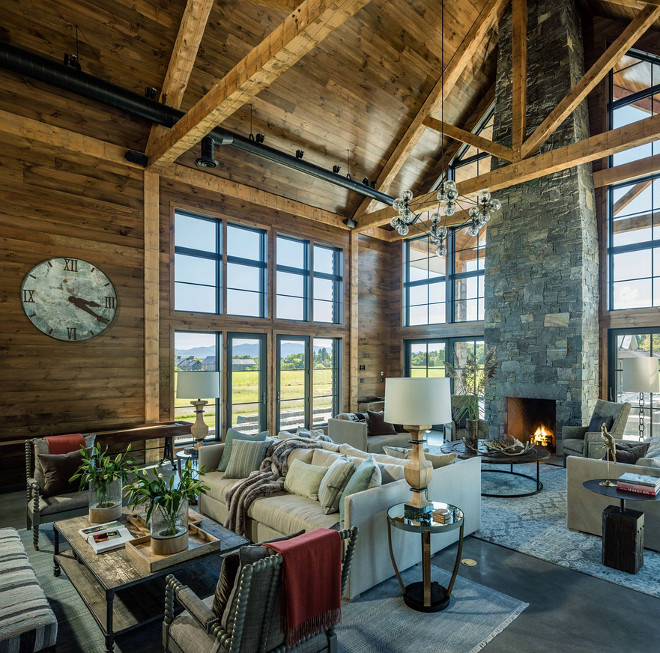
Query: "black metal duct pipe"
0 41 395 207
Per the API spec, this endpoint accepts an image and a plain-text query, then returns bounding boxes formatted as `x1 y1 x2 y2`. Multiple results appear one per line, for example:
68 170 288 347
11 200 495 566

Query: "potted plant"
124 460 208 555
70 444 134 523
445 347 497 449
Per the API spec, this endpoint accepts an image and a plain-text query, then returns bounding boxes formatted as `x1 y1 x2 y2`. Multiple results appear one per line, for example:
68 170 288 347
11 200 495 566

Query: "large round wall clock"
21 257 118 341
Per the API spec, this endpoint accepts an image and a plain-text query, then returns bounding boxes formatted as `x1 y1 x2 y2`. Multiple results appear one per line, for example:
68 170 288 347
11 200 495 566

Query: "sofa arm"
198 443 224 472
328 418 368 451
562 426 588 440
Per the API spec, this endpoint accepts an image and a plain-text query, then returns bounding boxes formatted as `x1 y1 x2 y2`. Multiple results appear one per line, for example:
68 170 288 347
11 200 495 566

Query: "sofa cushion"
367 411 397 436
311 449 343 467
248 493 340 534
587 413 614 434
288 448 314 465
339 455 380 525
338 444 369 459
318 456 355 515
606 442 649 465
29 489 88 516
203 471 241 506
33 433 95 489
644 436 660 460
283 459 328 501
224 439 272 479
217 428 268 472
382 447 457 468
378 464 407 484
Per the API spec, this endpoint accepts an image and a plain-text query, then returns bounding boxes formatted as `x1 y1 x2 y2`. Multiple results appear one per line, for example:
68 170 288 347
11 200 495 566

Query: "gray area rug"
20 526 526 652
477 462 660 598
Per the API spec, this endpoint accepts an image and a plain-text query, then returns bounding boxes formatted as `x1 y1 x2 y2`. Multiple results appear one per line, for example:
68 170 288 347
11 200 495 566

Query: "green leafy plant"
70 444 134 508
445 347 497 422
124 461 209 537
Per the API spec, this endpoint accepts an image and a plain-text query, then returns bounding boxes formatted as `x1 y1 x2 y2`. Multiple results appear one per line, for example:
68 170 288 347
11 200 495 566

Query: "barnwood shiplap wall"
0 134 146 487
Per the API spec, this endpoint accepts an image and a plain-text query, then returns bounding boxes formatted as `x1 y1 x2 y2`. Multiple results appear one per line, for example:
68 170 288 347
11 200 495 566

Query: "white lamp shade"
384 377 452 426
621 357 660 393
176 371 220 400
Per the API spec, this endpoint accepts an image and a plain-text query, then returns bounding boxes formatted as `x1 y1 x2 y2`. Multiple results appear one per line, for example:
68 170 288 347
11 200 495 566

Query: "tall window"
226 224 267 317
276 236 343 323
174 331 221 443
404 226 486 326
227 334 267 433
608 49 660 310
450 110 494 184
174 211 221 313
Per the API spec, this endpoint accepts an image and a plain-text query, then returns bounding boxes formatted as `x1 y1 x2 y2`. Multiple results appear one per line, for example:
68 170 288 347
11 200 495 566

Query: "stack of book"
617 473 660 497
433 508 452 524
79 521 135 554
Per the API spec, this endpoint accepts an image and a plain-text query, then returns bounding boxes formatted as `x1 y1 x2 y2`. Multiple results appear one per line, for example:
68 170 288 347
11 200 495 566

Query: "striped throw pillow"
224 439 271 479
318 455 355 515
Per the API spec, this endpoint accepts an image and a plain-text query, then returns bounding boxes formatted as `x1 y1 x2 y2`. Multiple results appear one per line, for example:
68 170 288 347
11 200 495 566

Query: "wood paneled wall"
0 134 146 488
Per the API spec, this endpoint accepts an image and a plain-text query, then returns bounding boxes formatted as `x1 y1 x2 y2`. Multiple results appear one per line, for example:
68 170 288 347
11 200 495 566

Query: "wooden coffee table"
53 508 247 652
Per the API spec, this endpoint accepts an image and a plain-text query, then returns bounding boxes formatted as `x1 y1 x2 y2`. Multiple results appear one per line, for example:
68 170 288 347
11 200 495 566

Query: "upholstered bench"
0 528 57 653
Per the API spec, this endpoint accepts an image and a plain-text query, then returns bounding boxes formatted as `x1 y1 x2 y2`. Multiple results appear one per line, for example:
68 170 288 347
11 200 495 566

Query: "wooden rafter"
593 152 660 188
613 179 652 215
242 0 303 9
423 117 515 161
351 0 508 219
146 0 372 170
601 0 660 8
356 109 660 231
511 0 527 154
520 4 660 159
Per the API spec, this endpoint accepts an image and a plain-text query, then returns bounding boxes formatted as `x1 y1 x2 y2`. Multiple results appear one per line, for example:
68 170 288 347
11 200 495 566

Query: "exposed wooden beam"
146 0 372 170
350 0 508 218
372 209 473 241
593 153 660 188
243 0 304 9
613 179 652 214
357 110 660 230
146 0 215 154
520 4 660 159
511 0 527 154
423 117 515 161
601 0 660 8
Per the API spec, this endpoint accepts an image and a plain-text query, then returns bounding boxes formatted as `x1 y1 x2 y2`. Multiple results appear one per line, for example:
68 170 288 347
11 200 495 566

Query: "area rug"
477 462 660 599
20 527 526 653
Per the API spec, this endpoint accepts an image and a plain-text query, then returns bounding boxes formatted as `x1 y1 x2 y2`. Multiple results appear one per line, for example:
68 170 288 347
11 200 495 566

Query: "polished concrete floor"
4 484 659 652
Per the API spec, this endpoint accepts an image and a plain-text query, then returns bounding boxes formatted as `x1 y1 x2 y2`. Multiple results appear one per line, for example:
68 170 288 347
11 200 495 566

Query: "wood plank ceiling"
0 0 498 217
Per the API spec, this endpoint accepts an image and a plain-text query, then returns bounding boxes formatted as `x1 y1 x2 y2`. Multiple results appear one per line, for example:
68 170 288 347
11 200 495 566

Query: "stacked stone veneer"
484 0 599 440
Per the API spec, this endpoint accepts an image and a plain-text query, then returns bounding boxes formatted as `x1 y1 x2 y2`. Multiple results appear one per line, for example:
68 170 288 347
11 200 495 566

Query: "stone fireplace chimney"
484 0 599 444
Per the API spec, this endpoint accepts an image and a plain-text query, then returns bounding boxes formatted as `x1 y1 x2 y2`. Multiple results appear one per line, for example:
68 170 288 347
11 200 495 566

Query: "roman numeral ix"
23 289 35 303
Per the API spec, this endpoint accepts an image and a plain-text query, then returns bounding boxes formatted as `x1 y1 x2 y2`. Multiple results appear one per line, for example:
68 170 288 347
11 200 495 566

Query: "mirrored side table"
387 501 464 612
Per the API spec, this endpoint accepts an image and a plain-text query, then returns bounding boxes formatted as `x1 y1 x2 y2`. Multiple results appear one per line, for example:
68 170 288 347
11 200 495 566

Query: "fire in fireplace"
506 397 557 450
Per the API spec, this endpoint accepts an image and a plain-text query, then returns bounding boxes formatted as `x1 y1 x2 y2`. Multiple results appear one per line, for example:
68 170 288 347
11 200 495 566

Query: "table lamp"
176 372 220 448
621 357 659 441
384 377 452 518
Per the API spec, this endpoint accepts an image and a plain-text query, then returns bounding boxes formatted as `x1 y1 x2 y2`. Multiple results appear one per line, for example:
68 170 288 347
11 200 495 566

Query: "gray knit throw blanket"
224 437 325 536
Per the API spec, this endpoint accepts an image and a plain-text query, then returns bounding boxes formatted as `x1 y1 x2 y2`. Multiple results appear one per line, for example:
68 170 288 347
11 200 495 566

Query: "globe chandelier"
389 0 501 257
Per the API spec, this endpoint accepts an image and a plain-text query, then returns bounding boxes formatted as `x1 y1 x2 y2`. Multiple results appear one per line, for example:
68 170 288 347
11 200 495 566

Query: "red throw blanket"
266 529 342 647
45 433 85 455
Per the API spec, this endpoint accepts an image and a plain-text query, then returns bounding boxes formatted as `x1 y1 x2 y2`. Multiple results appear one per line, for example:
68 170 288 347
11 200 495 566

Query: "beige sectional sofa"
199 440 481 599
566 455 660 551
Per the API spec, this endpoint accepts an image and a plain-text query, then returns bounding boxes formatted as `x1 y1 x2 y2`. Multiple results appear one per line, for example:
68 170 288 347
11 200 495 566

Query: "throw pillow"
367 411 397 436
298 427 334 442
37 449 86 498
383 446 428 459
224 439 272 479
378 463 407 484
604 442 649 465
318 456 355 515
587 413 615 434
33 433 95 489
283 458 328 501
217 428 268 472
644 436 660 460
339 455 381 524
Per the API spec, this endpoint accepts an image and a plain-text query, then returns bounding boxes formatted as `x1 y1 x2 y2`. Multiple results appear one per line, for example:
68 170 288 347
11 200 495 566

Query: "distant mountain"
175 345 215 359
176 342 329 359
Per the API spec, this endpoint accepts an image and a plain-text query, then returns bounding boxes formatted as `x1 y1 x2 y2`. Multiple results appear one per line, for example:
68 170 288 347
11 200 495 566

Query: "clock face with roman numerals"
21 258 118 341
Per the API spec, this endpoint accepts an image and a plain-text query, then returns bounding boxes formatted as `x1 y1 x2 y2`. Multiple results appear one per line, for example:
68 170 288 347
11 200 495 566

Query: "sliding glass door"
227 333 267 434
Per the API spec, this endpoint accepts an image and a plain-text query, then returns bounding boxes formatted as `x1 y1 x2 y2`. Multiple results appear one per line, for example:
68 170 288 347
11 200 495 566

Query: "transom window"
226 224 267 318
450 109 494 184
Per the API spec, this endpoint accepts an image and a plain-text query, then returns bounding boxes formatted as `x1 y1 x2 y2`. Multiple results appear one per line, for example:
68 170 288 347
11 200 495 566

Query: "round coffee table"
442 440 550 497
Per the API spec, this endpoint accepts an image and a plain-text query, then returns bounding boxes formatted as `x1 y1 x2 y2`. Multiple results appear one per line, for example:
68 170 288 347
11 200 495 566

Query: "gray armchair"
163 527 358 653
444 395 488 442
560 399 631 460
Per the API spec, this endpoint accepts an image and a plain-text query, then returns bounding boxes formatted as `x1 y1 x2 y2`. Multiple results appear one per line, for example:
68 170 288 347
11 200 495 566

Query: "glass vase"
88 478 122 523
150 499 189 555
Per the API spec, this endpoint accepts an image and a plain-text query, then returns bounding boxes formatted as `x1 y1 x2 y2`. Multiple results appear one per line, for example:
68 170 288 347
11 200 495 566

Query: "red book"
616 482 657 496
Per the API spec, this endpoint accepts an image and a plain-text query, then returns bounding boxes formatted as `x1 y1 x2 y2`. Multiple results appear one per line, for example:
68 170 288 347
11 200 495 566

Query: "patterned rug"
476 462 660 598
20 526 526 653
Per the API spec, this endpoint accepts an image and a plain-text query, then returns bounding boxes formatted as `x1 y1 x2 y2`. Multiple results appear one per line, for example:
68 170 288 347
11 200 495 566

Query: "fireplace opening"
506 397 556 450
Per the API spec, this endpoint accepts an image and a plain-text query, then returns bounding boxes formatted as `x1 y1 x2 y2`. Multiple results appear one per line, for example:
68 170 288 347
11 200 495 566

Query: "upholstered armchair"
444 395 489 442
560 399 631 460
163 527 358 653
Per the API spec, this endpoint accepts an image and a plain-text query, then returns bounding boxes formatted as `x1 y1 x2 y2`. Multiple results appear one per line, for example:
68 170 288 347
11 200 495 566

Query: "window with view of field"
228 334 267 434
174 331 220 444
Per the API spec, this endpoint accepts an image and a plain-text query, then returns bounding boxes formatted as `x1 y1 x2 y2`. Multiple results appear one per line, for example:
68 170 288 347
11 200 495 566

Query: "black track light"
196 136 218 168
295 150 304 159
333 165 341 174
362 177 370 186
255 133 265 144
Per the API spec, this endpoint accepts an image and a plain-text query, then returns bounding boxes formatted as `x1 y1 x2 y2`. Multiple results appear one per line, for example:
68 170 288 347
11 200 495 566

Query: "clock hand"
67 296 110 324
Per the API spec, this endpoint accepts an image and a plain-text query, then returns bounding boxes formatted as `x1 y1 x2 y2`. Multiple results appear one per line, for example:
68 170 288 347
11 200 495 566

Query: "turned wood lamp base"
403 425 434 519
190 400 209 449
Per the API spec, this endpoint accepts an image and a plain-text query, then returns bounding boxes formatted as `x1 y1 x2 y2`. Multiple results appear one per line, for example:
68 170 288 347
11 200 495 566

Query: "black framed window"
607 328 660 440
313 245 343 323
454 227 486 322
226 223 267 318
174 211 221 313
276 236 310 321
174 330 221 444
227 333 267 433
449 109 494 185
313 338 341 426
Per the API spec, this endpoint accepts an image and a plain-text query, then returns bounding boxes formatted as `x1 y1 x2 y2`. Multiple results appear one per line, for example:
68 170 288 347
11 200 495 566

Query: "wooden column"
144 172 160 461
349 230 359 411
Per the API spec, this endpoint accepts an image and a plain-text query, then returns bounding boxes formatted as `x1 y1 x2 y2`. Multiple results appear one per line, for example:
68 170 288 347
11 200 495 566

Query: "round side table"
387 501 464 612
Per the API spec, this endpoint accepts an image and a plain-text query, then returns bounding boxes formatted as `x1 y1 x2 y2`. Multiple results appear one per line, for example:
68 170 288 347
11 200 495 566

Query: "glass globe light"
437 225 448 238
489 198 502 211
478 189 491 205
402 189 414 203
401 208 416 225
436 189 448 203
468 206 480 219
480 209 491 223
468 222 479 237
435 243 447 258
444 201 457 216
396 223 409 236
443 180 457 193
390 216 400 229
429 211 441 223
393 198 405 212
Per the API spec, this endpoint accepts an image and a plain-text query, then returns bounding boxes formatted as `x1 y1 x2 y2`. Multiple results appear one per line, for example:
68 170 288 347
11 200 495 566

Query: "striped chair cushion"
0 529 57 653
223 439 272 479
318 456 355 515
